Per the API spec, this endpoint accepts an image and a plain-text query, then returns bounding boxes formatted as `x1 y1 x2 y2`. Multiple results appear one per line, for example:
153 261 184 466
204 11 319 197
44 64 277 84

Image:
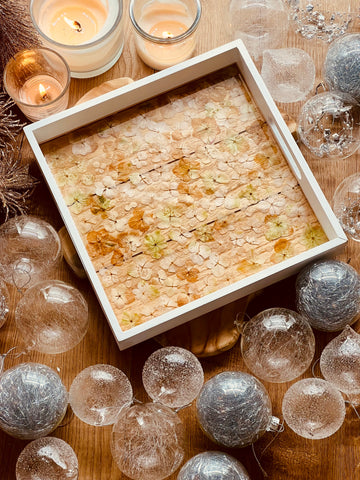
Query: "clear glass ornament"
0 363 68 440
296 259 360 332
324 34 360 101
0 215 62 289
16 437 79 480
196 371 279 448
177 451 251 480
229 0 289 62
297 91 360 159
111 402 185 480
282 378 346 439
288 0 353 42
0 279 10 328
142 346 204 409
320 326 360 395
240 308 315 383
332 173 360 242
15 280 89 354
261 48 315 103
69 364 133 426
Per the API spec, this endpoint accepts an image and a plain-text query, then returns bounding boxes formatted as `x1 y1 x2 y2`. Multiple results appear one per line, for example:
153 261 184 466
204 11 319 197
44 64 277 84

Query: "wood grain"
1 1 360 479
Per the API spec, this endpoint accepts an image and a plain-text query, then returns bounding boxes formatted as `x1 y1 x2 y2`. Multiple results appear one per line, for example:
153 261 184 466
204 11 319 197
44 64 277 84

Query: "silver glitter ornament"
324 34 360 101
177 451 251 480
0 363 68 440
296 259 360 332
111 402 185 480
196 371 278 448
16 437 79 480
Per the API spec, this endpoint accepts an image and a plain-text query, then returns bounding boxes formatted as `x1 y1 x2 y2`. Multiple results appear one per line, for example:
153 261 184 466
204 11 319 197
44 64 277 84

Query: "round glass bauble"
69 364 133 426
297 91 360 159
282 378 346 439
0 363 68 440
142 346 204 409
332 173 360 242
0 279 10 328
0 215 62 289
229 0 289 62
111 402 185 480
196 371 275 448
177 451 251 480
16 437 79 480
324 34 360 101
15 280 89 354
320 325 360 395
296 259 360 332
241 308 315 383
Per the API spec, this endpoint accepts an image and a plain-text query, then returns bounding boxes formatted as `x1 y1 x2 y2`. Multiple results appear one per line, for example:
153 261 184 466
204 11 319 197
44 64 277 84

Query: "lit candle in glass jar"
30 0 124 78
3 49 70 122
130 0 201 70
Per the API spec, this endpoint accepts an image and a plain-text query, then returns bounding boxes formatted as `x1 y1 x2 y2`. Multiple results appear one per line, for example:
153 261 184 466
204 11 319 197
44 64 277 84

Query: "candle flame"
162 31 174 38
39 84 48 101
64 16 82 32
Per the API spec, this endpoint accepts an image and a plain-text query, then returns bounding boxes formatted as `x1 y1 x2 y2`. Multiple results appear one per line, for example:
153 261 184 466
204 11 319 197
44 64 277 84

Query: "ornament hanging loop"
315 82 327 95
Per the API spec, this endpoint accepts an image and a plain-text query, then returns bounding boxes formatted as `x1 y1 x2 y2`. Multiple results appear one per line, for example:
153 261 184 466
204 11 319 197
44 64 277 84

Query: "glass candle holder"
130 0 202 70
30 0 124 78
3 48 70 122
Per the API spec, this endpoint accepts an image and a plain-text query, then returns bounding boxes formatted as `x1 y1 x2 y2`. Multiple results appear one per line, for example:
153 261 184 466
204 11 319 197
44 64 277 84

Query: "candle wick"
64 16 83 32
73 20 82 32
39 83 49 102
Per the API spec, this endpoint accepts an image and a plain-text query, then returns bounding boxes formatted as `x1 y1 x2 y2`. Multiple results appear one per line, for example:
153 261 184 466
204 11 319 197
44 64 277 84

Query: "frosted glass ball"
296 259 360 332
320 325 360 395
16 437 79 480
282 378 346 439
69 364 133 426
15 280 89 354
0 279 10 328
196 371 275 448
241 308 315 383
0 215 62 289
297 91 360 159
0 363 68 440
332 173 360 242
111 402 185 480
324 34 360 101
229 0 289 62
142 346 204 409
177 451 251 480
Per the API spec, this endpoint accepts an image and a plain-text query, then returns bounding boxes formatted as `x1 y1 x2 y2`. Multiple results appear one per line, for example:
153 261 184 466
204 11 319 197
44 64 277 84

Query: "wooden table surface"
1 1 360 479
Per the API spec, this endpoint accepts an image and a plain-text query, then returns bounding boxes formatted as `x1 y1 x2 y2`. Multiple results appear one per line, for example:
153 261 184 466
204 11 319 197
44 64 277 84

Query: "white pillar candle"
30 0 124 78
130 0 201 70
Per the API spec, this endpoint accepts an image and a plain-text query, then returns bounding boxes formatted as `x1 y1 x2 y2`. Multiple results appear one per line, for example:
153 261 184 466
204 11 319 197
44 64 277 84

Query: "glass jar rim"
129 0 202 44
3 47 71 109
30 0 123 51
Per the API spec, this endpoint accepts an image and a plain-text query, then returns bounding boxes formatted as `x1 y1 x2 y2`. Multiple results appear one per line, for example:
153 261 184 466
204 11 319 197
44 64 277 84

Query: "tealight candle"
3 48 70 122
130 0 201 70
30 0 124 78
